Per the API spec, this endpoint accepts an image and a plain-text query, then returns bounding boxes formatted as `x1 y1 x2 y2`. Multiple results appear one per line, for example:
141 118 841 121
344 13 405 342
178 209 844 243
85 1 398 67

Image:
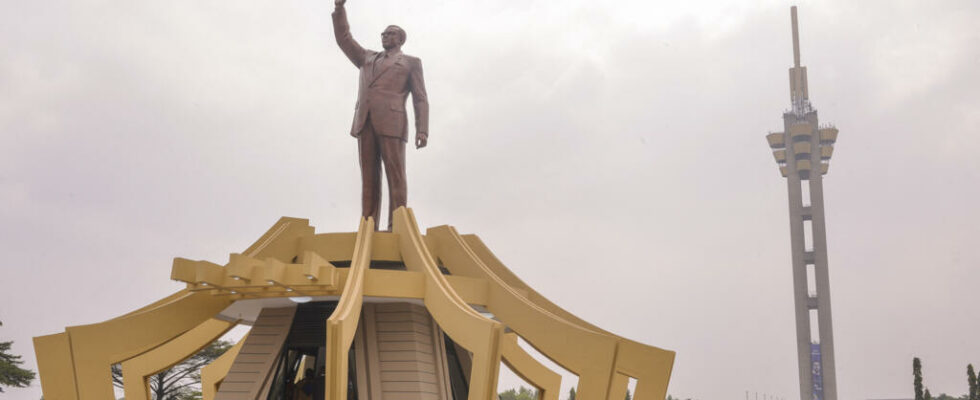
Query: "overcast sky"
2 0 979 399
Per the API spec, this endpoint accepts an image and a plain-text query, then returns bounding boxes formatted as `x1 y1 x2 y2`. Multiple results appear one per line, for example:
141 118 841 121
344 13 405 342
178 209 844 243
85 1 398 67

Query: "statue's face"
381 26 402 50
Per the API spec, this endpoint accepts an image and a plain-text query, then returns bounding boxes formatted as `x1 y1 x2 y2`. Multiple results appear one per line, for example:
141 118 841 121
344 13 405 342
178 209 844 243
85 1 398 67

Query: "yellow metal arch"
499 333 562 400
122 318 237 400
393 207 505 400
201 332 248 400
34 281 240 399
462 234 676 400
33 332 79 400
242 216 315 261
34 214 674 400
427 226 618 400
38 291 233 399
325 217 373 400
608 373 631 400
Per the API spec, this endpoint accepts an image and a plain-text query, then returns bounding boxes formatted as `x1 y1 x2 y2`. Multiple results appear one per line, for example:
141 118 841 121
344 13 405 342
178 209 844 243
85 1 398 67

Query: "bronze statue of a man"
332 0 429 231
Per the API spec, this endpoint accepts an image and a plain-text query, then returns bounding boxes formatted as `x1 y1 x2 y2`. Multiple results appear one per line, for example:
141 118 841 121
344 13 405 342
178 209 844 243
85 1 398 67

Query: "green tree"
568 387 576 400
112 339 232 400
499 386 537 400
0 321 35 392
624 388 632 400
968 364 978 400
915 357 925 400
925 388 933 400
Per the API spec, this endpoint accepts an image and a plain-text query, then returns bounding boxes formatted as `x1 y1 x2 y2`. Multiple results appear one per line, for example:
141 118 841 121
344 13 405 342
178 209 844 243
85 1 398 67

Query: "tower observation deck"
765 6 839 400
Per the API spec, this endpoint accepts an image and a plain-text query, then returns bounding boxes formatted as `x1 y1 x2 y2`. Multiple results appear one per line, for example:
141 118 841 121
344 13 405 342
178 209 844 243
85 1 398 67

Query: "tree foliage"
499 386 537 400
968 364 978 400
568 387 576 400
915 357 925 400
911 358 977 400
112 339 232 400
0 321 36 392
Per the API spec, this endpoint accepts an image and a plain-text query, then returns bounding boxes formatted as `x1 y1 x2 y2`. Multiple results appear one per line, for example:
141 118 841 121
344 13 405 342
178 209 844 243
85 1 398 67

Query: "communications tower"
765 7 840 400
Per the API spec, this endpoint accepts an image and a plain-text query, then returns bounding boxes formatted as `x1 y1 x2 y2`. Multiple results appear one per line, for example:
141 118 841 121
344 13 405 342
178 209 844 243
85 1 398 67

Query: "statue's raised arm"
332 0 369 67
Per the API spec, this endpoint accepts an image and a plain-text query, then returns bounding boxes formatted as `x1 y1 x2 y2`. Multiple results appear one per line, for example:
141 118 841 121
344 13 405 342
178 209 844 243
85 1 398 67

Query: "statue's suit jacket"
333 7 428 141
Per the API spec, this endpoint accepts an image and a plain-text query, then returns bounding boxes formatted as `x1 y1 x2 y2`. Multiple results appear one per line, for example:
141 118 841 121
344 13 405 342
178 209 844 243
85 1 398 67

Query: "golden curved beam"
427 226 618 400
499 333 561 400
392 207 505 400
201 332 248 400
242 216 315 260
33 217 308 400
122 318 237 400
608 373 630 400
325 217 374 400
461 235 675 400
33 332 79 400
65 291 232 399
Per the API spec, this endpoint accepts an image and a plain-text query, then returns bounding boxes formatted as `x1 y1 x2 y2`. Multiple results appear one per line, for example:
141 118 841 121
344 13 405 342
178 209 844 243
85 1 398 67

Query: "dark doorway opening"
266 301 358 400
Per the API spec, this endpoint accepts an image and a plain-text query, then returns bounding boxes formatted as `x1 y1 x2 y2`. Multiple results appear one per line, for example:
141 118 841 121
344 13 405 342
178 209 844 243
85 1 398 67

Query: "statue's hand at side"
415 133 428 149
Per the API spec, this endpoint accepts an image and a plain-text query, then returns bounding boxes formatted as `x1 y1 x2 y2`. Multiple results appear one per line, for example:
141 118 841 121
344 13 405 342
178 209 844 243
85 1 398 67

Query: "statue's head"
381 25 406 50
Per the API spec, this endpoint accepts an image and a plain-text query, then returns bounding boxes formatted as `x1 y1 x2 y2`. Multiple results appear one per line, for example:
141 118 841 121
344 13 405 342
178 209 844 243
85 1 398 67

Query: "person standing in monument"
332 0 429 231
